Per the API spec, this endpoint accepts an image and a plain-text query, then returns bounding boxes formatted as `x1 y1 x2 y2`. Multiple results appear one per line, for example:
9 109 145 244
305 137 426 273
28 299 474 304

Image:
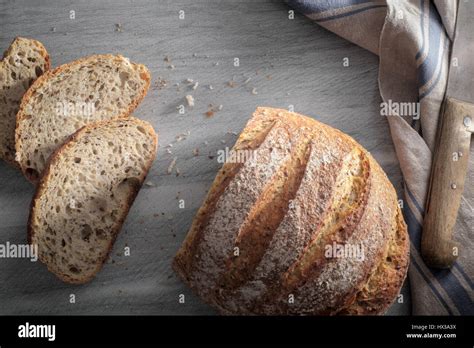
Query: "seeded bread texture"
28 117 158 284
16 54 150 183
0 37 50 166
173 107 409 315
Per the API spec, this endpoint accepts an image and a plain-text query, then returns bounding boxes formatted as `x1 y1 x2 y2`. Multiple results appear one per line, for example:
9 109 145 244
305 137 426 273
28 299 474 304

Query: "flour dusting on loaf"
173 107 409 315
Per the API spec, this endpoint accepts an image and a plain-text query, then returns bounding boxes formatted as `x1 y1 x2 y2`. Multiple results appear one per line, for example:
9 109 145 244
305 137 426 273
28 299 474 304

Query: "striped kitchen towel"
286 0 473 315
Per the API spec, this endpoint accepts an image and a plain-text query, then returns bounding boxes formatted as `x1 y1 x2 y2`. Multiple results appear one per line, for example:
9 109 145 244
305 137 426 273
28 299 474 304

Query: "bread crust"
0 37 50 167
339 206 410 315
15 54 151 183
28 117 158 284
173 107 409 315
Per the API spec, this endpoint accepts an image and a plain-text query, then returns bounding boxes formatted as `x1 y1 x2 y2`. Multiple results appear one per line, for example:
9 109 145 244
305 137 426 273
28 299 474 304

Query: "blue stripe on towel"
404 199 423 251
404 205 454 314
286 0 374 15
415 0 425 60
419 36 448 99
417 1 444 87
431 268 474 314
406 183 425 216
404 201 474 315
411 258 454 315
454 263 474 290
406 185 473 291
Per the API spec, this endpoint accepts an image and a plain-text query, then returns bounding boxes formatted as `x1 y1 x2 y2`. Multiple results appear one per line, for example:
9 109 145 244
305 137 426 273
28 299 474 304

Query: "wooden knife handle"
422 97 473 268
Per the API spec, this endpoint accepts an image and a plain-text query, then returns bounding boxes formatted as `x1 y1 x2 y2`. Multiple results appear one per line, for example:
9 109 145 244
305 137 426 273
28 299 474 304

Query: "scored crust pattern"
173 107 409 315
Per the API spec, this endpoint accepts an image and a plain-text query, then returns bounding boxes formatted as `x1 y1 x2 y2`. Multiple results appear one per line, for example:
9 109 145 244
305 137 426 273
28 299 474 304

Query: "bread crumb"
175 131 190 142
193 148 199 156
192 81 199 90
205 104 223 117
186 95 194 107
167 157 177 174
185 78 194 84
152 77 167 90
208 85 214 90
168 64 175 70
164 56 171 63
166 148 172 154
251 87 258 95
243 77 252 84
227 80 236 88
145 181 155 187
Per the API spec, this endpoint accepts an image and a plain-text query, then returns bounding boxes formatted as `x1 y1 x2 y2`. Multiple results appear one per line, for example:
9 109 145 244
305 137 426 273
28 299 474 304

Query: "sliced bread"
28 117 158 284
16 54 150 182
0 37 50 166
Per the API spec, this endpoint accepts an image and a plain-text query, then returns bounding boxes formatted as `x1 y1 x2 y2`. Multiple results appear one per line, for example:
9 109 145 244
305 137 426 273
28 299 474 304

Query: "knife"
422 0 474 268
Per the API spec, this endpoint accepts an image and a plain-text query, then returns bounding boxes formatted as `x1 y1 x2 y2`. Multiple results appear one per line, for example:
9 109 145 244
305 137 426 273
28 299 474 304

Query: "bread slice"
0 37 50 166
28 117 158 284
16 54 150 183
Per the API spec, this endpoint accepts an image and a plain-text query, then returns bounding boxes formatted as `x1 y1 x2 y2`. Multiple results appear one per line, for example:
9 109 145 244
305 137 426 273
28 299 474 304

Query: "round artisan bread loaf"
173 107 409 315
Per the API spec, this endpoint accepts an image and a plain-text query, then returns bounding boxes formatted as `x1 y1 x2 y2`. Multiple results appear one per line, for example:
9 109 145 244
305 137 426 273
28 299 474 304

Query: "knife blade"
422 0 474 268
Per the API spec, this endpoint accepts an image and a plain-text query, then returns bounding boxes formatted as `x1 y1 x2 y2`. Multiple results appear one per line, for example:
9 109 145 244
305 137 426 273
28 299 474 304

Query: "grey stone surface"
0 0 410 315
